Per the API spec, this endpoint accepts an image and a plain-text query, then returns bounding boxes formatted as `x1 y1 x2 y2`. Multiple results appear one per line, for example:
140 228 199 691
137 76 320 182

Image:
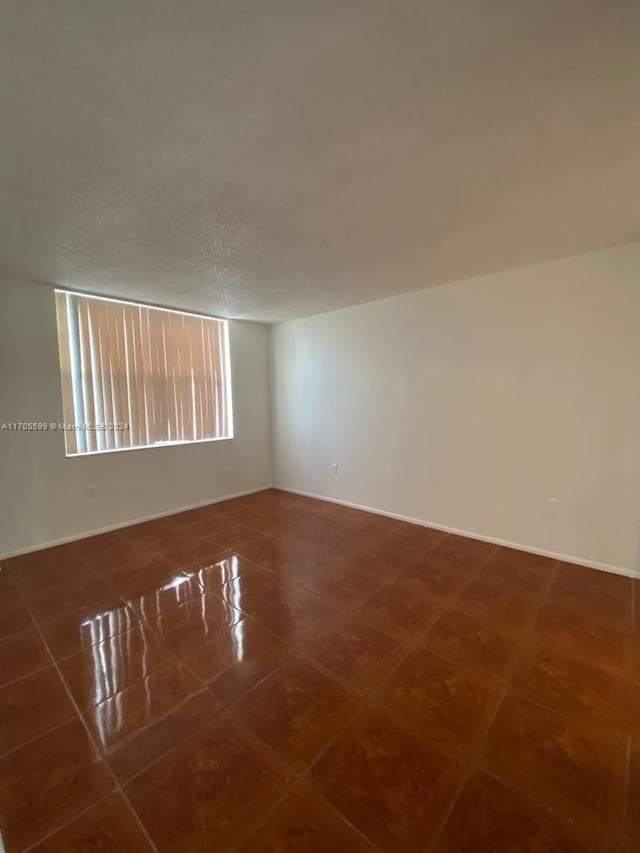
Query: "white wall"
271 243 640 574
0 278 272 556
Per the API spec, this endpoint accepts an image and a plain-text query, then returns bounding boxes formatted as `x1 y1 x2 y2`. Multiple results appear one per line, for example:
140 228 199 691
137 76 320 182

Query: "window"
55 290 233 456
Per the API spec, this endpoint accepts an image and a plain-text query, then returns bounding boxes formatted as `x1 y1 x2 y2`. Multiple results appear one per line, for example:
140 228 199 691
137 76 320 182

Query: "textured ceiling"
1 1 639 322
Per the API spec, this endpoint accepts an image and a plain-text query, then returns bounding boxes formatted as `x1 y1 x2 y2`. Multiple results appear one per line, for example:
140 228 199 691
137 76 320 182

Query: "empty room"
1 2 639 851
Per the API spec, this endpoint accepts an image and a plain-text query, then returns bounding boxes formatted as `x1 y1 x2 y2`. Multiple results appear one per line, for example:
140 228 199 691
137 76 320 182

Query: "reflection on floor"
0 488 637 851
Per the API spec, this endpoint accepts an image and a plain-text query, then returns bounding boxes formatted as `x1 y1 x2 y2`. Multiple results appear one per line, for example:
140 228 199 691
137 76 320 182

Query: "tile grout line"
224 647 375 848
11 581 160 853
21 790 118 852
304 787 385 852
266 533 496 853
498 681 631 735
279 700 377 850
0 594 144 676
345 541 503 754
119 709 223 788
118 650 358 848
621 576 636 849
495 558 561 686
475 763 603 846
471 684 508 766
4 495 634 850
454 679 557 848
227 783 299 852
425 767 471 852
111 636 296 790
0 715 76 764
622 709 633 851
0 659 53 691
469 633 511 765
463 551 632 850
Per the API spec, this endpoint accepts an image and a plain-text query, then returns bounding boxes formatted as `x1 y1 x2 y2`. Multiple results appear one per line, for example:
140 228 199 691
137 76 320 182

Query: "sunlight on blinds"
55 290 233 456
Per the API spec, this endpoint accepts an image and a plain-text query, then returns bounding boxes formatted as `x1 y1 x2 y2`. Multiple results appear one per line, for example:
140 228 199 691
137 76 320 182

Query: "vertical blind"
55 290 233 455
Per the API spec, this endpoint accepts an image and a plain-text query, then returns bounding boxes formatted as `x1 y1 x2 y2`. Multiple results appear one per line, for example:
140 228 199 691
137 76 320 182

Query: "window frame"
54 288 234 457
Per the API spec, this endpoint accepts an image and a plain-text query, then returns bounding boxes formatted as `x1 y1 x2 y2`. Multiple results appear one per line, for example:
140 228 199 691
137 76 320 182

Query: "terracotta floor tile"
125 572 205 622
0 595 33 640
216 567 292 619
31 792 153 852
125 716 292 851
223 532 282 563
426 607 519 678
40 596 141 660
28 576 114 623
339 551 400 584
104 561 180 598
10 557 88 596
146 589 244 656
2 492 635 849
555 560 631 595
163 541 229 571
190 525 245 549
547 564 633 628
0 625 50 686
437 770 596 852
392 556 469 601
303 563 382 607
0 718 114 850
633 679 640 742
236 656 360 772
628 743 640 849
389 524 448 550
185 617 291 706
382 648 501 751
362 530 445 566
0 566 21 602
254 587 344 647
260 546 333 586
183 552 263 594
535 603 632 674
0 666 76 756
239 784 375 851
481 693 627 840
511 644 631 731
435 534 496 560
58 622 174 710
301 612 408 692
86 661 224 781
457 577 539 631
478 558 552 595
492 546 558 573
411 548 487 577
311 705 465 852
356 583 441 641
357 538 430 568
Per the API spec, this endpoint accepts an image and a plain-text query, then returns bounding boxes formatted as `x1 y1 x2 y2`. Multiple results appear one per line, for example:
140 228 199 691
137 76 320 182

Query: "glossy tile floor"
1 489 637 851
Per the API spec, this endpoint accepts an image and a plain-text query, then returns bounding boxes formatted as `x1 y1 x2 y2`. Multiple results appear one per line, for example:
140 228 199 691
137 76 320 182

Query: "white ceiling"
2 1 639 322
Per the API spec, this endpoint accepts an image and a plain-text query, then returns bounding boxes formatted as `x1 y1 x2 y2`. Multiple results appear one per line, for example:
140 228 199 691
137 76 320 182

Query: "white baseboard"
0 485 273 561
274 485 638 579
5 481 636 581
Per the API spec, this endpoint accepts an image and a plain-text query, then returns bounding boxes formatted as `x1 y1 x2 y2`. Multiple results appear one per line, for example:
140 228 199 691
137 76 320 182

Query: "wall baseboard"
5 480 635 580
1 485 273 561
274 485 638 579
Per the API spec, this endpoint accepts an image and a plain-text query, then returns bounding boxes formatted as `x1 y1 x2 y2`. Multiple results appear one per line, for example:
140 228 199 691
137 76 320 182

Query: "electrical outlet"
332 463 338 474
87 485 95 499
546 497 560 515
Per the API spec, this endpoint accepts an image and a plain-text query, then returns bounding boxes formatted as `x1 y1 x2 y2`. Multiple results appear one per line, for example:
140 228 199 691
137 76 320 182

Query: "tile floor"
0 489 637 851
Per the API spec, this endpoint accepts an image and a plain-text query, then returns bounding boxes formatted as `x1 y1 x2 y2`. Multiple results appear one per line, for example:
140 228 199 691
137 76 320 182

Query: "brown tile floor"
0 489 636 851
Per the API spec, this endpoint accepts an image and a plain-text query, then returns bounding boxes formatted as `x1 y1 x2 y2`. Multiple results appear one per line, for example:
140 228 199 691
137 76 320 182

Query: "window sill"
64 434 234 458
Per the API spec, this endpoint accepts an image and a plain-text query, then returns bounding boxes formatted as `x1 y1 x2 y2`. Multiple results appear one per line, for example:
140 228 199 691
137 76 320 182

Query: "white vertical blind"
55 290 233 455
